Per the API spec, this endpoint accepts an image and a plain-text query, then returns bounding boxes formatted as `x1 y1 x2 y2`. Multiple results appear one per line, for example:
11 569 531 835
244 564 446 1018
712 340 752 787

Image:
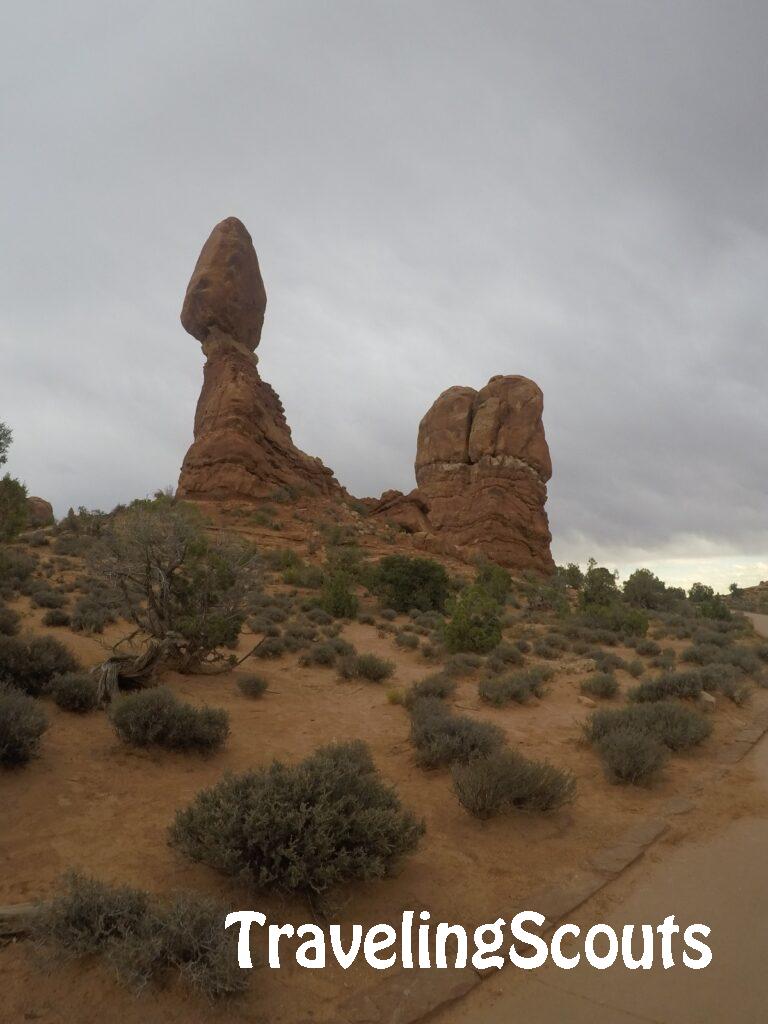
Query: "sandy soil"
1 526 766 1024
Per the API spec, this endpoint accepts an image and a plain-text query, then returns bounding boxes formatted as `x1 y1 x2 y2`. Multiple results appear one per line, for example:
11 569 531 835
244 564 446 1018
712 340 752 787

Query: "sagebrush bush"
319 572 359 619
42 608 70 627
580 672 618 699
0 604 20 636
30 587 66 609
409 697 504 767
443 652 483 677
596 729 667 785
255 636 286 659
338 652 395 682
237 674 268 698
52 672 99 713
452 749 576 817
627 658 645 678
585 701 711 752
70 593 117 634
0 634 79 696
299 642 339 667
0 548 36 588
36 873 246 998
404 673 457 708
479 668 548 706
170 740 424 899
628 669 704 703
395 631 419 650
0 683 48 765
110 688 229 753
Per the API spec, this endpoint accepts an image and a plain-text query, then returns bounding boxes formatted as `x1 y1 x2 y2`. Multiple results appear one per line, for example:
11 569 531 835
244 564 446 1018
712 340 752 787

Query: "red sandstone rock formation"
177 218 342 501
26 496 53 527
370 375 554 573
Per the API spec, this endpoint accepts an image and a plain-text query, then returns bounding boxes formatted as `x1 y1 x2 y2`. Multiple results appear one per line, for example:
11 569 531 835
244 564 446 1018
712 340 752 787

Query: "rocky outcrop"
177 218 342 501
26 497 53 527
370 375 554 573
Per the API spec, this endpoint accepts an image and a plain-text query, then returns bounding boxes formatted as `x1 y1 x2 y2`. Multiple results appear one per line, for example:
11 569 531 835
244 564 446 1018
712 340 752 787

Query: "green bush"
110 688 229 753
596 730 667 785
338 652 395 682
409 697 504 767
319 571 359 618
0 473 28 541
36 873 246 998
52 672 99 713
0 683 48 765
475 562 512 604
622 568 671 610
479 667 548 706
452 749 576 817
372 555 450 613
0 634 79 696
237 674 268 698
580 604 648 636
443 585 502 654
0 605 20 636
170 741 424 899
580 672 618 699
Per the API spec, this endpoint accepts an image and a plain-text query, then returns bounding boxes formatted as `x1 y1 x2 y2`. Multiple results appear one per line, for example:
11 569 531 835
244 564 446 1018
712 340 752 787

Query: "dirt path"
743 611 768 638
435 734 768 1024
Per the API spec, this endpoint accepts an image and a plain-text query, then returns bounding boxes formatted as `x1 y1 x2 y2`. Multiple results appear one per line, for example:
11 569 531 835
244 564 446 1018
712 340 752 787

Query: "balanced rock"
177 218 342 501
26 496 53 527
371 375 554 573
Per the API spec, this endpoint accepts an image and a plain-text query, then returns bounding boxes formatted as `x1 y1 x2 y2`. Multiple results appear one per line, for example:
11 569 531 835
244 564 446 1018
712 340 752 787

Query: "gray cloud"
1 1 766 584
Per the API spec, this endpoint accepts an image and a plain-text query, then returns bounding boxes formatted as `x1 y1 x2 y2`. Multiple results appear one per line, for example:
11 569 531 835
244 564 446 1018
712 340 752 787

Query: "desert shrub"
284 620 317 641
443 585 502 655
52 534 94 557
254 636 286 659
299 642 338 667
636 640 660 659
590 650 627 672
444 652 483 677
51 672 99 713
111 688 229 753
0 605 20 636
0 634 79 696
237 674 268 698
42 608 71 627
319 571 359 619
411 609 445 629
70 593 118 633
584 701 711 752
91 502 259 671
358 613 376 625
36 873 246 998
622 568 671 610
30 587 66 609
305 606 333 626
479 666 548 706
755 643 768 662
452 749 576 817
0 548 36 589
489 641 524 666
0 683 48 765
170 740 424 899
532 638 559 659
262 547 301 572
475 561 512 605
404 673 457 707
628 669 704 703
0 474 28 541
26 530 49 547
596 730 667 785
339 652 395 682
282 561 324 588
626 658 645 678
395 631 419 650
580 559 620 606
371 555 450 614
580 603 648 637
683 643 760 676
651 648 676 669
408 697 504 767
580 672 618 699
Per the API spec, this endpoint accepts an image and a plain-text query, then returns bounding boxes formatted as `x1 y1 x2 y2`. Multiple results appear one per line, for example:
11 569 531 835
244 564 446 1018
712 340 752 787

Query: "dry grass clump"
452 749 576 817
408 697 504 768
35 873 247 999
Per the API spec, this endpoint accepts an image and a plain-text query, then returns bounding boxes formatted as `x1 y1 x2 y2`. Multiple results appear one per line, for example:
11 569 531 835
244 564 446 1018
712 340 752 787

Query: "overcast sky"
2 1 766 590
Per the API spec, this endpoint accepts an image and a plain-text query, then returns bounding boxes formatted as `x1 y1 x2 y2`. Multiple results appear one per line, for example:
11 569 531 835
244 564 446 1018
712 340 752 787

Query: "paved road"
436 736 768 1024
742 611 768 638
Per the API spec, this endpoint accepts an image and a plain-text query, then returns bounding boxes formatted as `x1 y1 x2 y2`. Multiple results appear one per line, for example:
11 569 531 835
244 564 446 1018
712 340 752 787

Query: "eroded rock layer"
177 218 342 501
371 375 554 573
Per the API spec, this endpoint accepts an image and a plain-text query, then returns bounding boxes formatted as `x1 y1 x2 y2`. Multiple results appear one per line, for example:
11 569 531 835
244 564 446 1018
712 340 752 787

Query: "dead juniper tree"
89 499 261 702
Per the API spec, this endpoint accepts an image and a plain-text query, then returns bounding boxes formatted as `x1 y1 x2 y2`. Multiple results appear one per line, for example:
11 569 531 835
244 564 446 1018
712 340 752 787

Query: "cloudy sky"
2 2 766 590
